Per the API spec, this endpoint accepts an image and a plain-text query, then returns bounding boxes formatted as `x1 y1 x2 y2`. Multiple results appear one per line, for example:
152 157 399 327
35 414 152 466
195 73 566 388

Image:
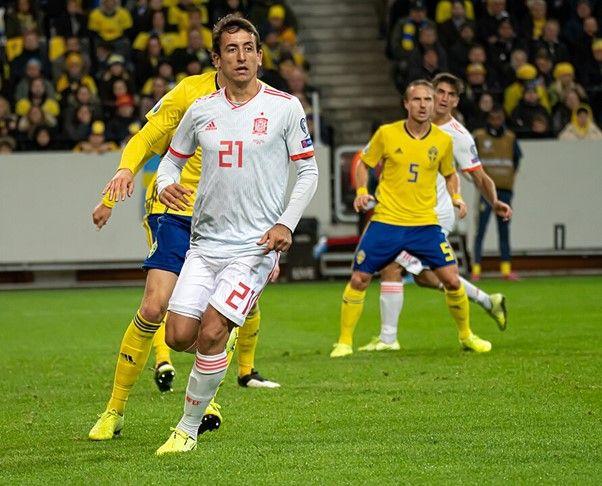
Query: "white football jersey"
163 84 316 258
435 117 482 231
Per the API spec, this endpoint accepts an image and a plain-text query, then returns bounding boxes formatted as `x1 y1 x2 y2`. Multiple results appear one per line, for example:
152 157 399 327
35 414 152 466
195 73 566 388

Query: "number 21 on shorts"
226 281 259 315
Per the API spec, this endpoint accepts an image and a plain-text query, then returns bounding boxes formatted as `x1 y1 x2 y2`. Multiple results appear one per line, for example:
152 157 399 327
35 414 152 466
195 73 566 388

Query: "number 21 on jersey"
219 140 244 168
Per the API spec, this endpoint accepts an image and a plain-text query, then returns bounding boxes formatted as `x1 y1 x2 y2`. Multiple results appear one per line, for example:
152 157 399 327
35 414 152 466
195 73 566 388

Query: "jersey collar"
403 121 432 140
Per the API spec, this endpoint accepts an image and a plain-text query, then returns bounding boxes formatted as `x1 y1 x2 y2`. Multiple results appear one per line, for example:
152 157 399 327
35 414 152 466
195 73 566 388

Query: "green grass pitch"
1 277 601 484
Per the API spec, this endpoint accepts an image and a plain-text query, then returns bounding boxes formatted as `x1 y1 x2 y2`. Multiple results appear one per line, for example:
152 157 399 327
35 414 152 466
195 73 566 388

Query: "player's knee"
440 275 461 291
380 263 402 282
139 300 167 324
350 272 371 291
165 325 194 352
197 321 229 352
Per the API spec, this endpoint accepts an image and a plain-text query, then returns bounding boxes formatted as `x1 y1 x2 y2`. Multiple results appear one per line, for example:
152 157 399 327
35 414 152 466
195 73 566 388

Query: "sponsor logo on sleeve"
301 137 313 148
151 100 162 114
469 144 481 164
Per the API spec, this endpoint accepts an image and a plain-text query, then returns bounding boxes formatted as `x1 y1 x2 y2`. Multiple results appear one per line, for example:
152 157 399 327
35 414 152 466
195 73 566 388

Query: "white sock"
459 276 491 310
177 350 228 439
379 281 404 344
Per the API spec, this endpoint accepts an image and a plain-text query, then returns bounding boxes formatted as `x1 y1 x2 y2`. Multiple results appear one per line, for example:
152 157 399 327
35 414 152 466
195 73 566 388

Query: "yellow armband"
356 187 369 197
452 193 464 202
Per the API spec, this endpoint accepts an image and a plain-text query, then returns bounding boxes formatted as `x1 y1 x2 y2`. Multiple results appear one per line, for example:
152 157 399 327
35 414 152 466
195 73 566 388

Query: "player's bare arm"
445 172 467 219
470 169 512 221
353 161 375 212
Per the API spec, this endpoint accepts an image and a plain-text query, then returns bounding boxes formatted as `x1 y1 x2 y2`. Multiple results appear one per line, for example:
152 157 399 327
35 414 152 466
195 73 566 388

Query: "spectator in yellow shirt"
73 120 119 154
88 0 133 55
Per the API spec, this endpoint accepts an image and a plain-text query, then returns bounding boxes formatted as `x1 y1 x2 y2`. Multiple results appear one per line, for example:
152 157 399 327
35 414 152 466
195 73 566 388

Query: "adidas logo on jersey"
204 121 217 131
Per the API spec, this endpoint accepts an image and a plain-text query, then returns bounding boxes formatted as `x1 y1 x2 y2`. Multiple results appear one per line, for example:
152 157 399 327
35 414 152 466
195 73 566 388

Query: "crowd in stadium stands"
385 0 602 139
0 0 317 153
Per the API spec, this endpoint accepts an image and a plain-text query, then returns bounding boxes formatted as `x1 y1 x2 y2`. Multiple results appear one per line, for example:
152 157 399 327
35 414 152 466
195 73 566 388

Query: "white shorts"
168 250 279 326
395 227 451 276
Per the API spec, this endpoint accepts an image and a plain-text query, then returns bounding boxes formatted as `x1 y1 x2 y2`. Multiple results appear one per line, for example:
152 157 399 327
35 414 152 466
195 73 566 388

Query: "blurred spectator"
211 0 249 25
9 29 51 85
14 58 53 100
407 22 448 75
580 39 602 124
106 94 138 144
50 0 89 39
448 22 476 76
284 66 315 110
98 54 135 106
504 63 550 114
264 4 297 47
509 84 552 137
63 103 95 143
16 105 51 145
558 104 602 139
55 53 99 106
133 34 165 88
529 112 554 138
464 62 500 106
533 50 554 87
530 19 569 64
438 0 469 46
184 9 214 51
467 91 495 129
132 10 181 56
548 62 587 107
22 125 62 151
129 0 154 35
15 77 60 127
73 120 119 154
4 0 43 38
551 88 583 134
139 76 169 117
169 29 211 75
564 0 594 45
0 96 18 138
169 0 209 31
476 0 510 46
408 47 443 80
389 0 428 60
489 19 525 82
520 0 548 41
0 136 17 154
88 0 133 56
436 0 475 24
52 37 93 81
575 16 599 66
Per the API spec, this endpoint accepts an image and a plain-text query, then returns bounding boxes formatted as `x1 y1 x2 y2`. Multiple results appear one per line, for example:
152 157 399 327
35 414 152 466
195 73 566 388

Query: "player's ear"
257 48 263 66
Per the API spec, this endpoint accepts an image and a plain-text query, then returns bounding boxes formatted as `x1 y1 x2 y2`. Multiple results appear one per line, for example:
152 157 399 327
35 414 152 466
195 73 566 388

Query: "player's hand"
92 202 113 230
494 201 513 221
102 168 134 202
353 194 375 213
159 183 193 211
257 224 292 254
453 198 468 219
270 263 281 282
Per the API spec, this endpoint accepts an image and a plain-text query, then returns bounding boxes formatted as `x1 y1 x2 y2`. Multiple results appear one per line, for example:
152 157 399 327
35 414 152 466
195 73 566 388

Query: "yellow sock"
472 263 481 276
445 285 472 340
338 283 366 346
107 311 160 414
152 319 171 366
500 261 511 276
237 304 261 377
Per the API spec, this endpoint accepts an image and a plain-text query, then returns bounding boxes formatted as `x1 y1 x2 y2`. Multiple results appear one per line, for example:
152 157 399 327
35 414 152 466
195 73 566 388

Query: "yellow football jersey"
134 72 219 217
361 121 454 226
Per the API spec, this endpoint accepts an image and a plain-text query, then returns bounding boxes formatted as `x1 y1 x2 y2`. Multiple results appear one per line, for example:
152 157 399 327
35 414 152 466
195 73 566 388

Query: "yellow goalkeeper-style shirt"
361 121 454 226
103 72 219 216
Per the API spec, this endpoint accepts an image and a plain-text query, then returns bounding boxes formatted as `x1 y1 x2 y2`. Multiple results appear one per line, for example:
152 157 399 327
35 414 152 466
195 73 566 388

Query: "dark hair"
432 72 464 95
212 14 261 55
489 104 504 115
404 79 434 100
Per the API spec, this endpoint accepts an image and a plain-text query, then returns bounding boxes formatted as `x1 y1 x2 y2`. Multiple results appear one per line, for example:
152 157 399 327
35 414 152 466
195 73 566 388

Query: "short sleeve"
168 104 197 159
438 137 455 177
285 97 314 161
454 131 482 173
361 127 385 168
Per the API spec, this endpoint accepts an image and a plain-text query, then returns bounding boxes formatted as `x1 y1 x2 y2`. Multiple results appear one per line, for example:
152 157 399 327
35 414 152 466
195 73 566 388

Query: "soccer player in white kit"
359 73 513 354
154 16 318 454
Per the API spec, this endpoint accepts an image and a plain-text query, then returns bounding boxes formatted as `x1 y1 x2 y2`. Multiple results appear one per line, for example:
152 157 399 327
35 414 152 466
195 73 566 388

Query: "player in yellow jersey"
88 71 279 442
331 79 482 358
